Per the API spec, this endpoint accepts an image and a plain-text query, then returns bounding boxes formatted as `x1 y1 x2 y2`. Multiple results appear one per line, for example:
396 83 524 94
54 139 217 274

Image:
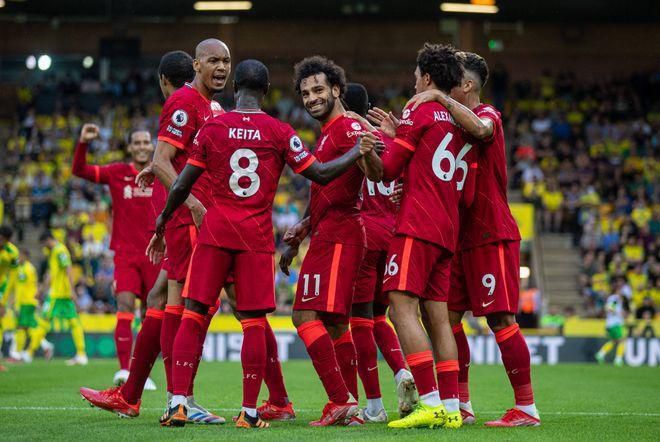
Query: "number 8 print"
229 148 260 197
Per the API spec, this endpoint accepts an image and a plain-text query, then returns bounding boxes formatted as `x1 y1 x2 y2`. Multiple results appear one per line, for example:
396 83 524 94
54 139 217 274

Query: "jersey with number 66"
381 101 474 253
188 110 317 252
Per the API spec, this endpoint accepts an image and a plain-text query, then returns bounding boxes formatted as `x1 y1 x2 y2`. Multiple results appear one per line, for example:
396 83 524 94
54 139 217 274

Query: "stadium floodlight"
26 55 37 70
440 3 499 14
37 54 52 71
194 1 252 11
0 0 5 8
83 56 94 69
519 266 531 279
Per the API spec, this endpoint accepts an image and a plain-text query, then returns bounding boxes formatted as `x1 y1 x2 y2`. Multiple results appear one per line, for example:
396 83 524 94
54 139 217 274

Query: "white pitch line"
1 406 659 417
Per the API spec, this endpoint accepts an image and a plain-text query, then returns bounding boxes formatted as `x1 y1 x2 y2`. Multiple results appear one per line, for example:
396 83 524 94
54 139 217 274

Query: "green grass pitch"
2 359 659 440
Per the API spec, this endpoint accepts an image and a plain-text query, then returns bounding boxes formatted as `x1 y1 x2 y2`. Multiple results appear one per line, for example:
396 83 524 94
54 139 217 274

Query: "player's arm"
155 163 204 237
357 133 384 181
300 134 380 184
151 140 206 226
72 124 112 184
406 90 494 141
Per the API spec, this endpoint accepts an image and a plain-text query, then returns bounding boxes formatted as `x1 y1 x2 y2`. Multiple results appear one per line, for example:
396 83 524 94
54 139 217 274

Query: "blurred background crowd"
0 65 658 324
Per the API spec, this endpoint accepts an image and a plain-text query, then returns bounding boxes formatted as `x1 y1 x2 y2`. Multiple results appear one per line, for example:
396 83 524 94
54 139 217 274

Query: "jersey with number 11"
382 101 474 253
188 110 316 253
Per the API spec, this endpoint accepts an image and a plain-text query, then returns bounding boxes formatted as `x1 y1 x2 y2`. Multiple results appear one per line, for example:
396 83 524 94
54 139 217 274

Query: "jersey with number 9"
381 101 474 253
188 110 316 252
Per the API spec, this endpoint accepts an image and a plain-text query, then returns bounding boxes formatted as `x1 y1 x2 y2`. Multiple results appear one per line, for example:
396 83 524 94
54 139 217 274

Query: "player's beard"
308 95 335 122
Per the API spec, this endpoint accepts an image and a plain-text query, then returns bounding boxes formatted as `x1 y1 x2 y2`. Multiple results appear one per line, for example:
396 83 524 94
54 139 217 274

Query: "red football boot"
309 397 358 427
80 386 140 418
485 408 540 427
257 401 296 421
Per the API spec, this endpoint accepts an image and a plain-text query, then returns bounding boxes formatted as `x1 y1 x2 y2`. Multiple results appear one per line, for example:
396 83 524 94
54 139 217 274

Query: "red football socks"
171 310 205 396
452 322 471 403
333 329 359 401
264 320 289 407
373 315 407 375
186 305 217 396
495 324 535 406
297 320 350 404
121 308 163 405
161 304 184 393
240 318 267 408
350 317 382 399
435 359 459 400
405 350 437 396
115 312 134 370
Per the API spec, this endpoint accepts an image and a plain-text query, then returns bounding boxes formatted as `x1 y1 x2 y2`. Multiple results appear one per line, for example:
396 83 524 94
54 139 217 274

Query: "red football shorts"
164 223 198 283
113 252 160 302
448 240 520 316
382 235 452 302
182 243 275 312
293 240 365 317
353 249 389 305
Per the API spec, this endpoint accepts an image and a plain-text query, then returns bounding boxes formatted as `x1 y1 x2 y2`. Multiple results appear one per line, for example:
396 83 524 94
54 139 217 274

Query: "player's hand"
405 89 445 111
279 246 299 276
146 233 166 265
390 182 404 207
135 164 155 189
187 200 207 228
367 107 399 138
359 132 383 156
344 111 376 132
283 218 311 248
79 123 100 143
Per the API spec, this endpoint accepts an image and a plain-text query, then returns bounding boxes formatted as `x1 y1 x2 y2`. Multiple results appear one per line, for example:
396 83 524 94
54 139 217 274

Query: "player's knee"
116 292 135 312
351 301 373 319
486 312 516 332
448 310 464 327
184 298 209 316
146 288 166 310
292 310 317 329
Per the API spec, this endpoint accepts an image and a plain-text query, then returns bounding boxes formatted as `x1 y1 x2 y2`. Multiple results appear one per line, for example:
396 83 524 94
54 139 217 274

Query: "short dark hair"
39 230 54 242
293 55 346 96
343 83 369 118
0 225 13 240
416 43 463 93
463 52 489 88
158 51 195 88
234 59 270 95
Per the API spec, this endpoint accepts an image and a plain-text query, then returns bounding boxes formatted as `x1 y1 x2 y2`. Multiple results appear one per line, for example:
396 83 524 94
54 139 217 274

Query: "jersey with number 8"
381 101 474 253
188 110 316 252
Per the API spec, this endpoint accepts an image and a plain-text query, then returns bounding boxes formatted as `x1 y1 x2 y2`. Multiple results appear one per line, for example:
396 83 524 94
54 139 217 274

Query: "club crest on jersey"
402 109 411 119
350 122 362 131
290 136 304 152
172 110 188 127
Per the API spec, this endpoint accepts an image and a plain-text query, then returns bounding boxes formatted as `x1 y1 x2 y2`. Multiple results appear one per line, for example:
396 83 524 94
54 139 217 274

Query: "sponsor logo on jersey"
229 128 262 141
171 109 188 127
289 135 304 152
293 151 309 162
167 125 183 137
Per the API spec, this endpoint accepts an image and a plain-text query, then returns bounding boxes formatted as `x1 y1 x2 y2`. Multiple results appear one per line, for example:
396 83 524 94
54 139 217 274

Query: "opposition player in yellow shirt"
0 226 20 370
10 249 54 362
27 231 87 366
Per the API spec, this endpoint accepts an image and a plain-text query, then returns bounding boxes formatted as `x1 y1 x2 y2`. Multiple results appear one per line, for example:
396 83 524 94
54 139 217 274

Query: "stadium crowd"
1 67 658 319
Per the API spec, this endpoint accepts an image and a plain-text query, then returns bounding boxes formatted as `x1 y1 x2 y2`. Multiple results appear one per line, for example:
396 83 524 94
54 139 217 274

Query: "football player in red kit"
279 56 382 427
73 124 159 387
361 43 471 429
405 51 540 427
155 59 378 428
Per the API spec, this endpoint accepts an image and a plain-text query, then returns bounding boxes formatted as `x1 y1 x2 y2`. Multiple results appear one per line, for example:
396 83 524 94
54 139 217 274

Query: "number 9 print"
482 273 496 296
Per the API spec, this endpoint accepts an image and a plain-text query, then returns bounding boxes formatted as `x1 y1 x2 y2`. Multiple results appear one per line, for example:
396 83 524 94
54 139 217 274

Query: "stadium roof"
0 0 659 23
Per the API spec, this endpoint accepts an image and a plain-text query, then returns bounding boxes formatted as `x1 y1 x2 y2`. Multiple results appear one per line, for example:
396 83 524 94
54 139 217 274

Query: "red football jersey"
459 104 521 250
361 179 397 251
381 102 474 253
309 115 366 247
188 110 316 252
155 82 224 228
72 142 153 254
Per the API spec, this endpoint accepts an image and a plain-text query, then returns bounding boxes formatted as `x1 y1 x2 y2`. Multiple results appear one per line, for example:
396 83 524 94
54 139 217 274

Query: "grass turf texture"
1 360 659 440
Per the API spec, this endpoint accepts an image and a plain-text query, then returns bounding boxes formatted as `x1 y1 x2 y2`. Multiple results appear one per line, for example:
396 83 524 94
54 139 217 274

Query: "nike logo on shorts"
482 300 495 308
301 297 316 303
367 366 378 372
